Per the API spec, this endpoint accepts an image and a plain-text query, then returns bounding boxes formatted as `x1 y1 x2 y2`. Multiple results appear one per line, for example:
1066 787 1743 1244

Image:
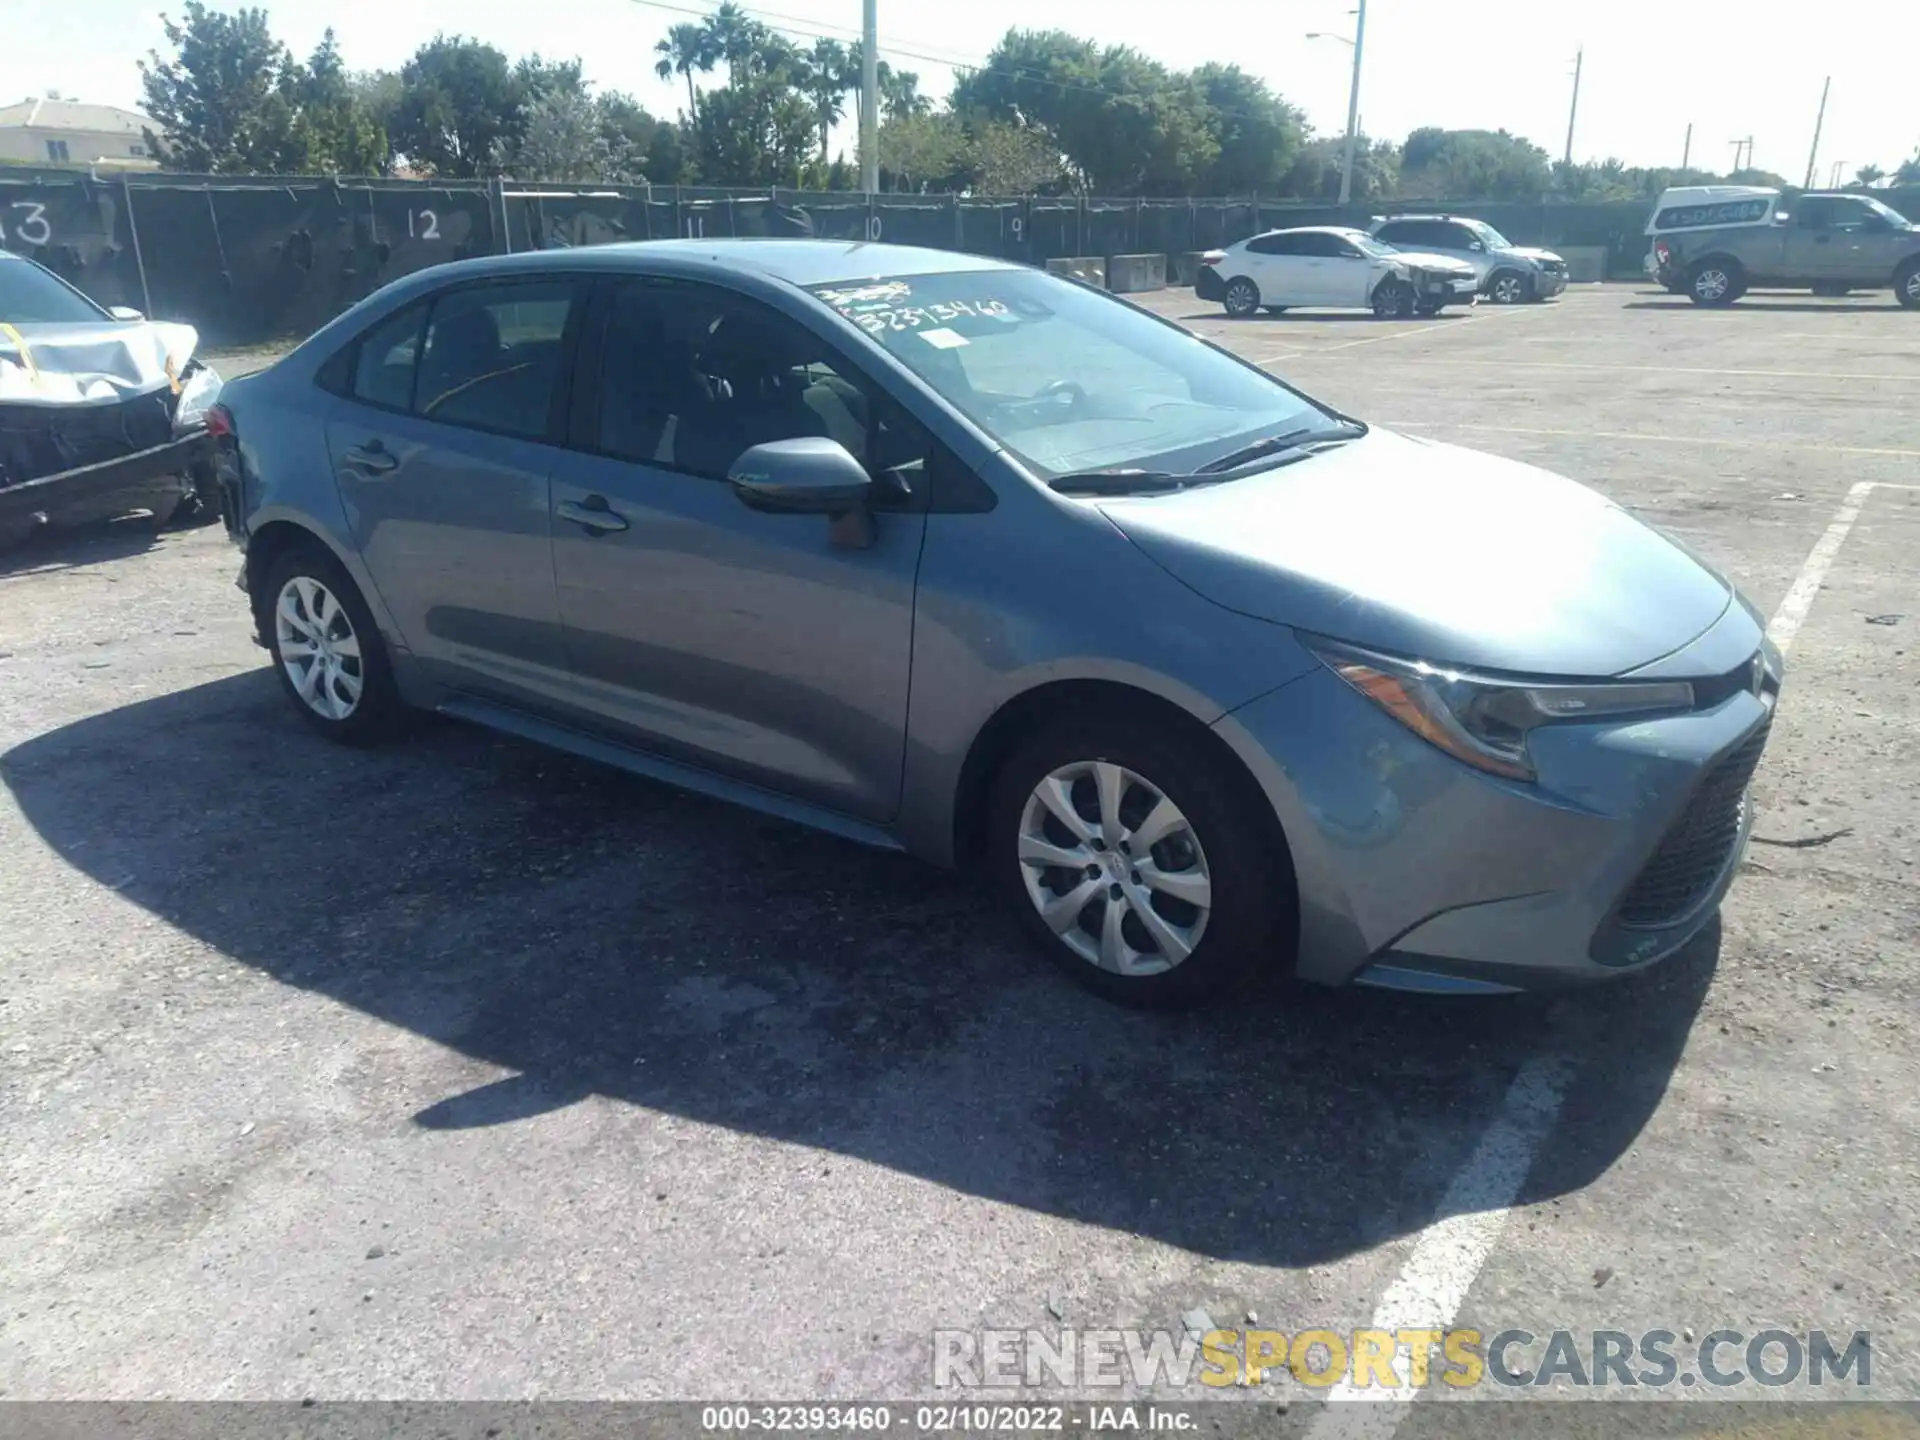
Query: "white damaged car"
1 249 223 550
1197 226 1481 319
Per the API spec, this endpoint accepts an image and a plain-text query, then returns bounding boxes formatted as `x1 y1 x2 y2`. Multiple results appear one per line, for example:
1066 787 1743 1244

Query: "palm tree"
879 66 929 124
700 2 764 88
653 23 707 120
1899 153 1920 187
801 38 848 169
1854 163 1886 188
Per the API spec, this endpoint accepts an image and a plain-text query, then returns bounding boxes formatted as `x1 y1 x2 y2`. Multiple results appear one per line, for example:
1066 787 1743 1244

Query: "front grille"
1616 717 1771 929
0 389 175 487
1538 258 1566 274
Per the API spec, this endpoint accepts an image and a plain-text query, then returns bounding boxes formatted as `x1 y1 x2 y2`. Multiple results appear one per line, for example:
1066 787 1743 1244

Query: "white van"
1641 185 1781 287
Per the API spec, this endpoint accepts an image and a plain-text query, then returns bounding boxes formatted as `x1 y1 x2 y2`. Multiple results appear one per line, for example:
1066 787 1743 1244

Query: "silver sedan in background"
210 241 1779 1008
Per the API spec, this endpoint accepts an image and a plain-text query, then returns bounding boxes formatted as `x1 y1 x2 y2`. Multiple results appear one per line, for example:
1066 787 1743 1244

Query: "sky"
5 0 1918 182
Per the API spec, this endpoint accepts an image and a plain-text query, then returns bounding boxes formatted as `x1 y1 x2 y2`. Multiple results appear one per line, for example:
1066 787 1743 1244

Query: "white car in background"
1196 226 1480 319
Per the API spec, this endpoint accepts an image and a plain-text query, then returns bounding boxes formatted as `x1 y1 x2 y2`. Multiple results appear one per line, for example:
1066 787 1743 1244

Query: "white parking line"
1300 487 1918 1437
1302 1054 1572 1440
1382 420 1920 459
1384 358 1920 383
1769 482 1920 654
1255 306 1552 365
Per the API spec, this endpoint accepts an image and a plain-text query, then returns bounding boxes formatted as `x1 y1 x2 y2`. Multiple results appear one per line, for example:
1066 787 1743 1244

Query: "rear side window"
349 303 427 410
414 282 576 440
1246 233 1296 256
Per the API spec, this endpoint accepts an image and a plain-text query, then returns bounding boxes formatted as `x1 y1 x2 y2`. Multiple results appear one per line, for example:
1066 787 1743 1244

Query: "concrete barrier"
1044 256 1107 287
1171 251 1207 286
1558 245 1609 283
1105 253 1167 294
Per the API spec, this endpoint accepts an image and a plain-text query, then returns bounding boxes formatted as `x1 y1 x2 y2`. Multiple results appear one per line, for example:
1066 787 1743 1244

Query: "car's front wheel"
1222 276 1261 318
1372 280 1416 318
1895 259 1920 311
987 718 1293 1009
1486 270 1532 305
259 543 404 745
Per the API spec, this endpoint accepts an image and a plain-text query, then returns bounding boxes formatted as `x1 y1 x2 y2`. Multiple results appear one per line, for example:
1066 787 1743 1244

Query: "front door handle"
556 497 629 534
344 441 398 474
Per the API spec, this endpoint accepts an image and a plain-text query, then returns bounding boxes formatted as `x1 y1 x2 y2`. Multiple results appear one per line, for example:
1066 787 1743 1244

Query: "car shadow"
1173 309 1469 325
1622 298 1909 313
2 670 1717 1269
0 512 173 577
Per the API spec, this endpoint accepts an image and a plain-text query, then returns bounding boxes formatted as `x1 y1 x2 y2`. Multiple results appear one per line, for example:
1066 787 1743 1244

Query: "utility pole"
1337 0 1368 206
1563 46 1583 166
860 0 879 195
1681 122 1692 171
1729 137 1753 173
1803 76 1830 190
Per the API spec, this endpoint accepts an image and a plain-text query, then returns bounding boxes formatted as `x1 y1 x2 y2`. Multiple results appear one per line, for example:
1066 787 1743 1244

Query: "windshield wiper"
1046 468 1193 496
1195 421 1367 476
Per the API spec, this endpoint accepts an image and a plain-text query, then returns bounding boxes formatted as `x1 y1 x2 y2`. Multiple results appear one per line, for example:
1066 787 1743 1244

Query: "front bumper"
1413 270 1480 305
1195 266 1227 302
1212 615 1778 992
0 430 212 543
1532 267 1569 298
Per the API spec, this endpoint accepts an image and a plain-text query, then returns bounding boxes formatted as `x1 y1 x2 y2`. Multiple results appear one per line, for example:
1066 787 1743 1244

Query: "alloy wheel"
275 575 364 721
1905 271 1920 304
1016 760 1213 977
1489 273 1527 304
1224 279 1259 317
1694 267 1730 302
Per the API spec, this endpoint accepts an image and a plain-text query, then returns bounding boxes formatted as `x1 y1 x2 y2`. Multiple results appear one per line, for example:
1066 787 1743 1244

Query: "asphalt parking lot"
3 283 1917 1426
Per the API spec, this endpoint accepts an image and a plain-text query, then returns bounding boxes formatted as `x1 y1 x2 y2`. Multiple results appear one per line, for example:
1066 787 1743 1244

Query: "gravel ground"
2 284 1916 1428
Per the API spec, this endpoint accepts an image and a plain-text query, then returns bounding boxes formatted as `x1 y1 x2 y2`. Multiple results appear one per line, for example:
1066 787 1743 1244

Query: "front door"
1784 196 1885 284
546 276 928 823
1302 233 1376 306
325 277 583 709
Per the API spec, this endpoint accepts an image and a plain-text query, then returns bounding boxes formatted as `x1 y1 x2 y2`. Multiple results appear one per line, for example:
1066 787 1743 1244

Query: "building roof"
0 99 151 136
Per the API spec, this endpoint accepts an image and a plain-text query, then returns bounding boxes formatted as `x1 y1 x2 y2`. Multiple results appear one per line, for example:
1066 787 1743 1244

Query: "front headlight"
1305 638 1696 782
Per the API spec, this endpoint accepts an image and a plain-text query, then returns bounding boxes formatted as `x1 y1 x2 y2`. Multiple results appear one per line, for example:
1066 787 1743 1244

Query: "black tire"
1686 258 1742 307
1371 279 1416 319
258 541 405 746
986 716 1295 1010
1486 269 1532 305
1896 259 1920 311
1222 276 1261 318
1416 301 1442 317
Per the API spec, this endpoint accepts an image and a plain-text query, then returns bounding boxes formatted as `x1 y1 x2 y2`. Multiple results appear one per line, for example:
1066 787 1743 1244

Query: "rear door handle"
556 498 629 534
343 441 398 474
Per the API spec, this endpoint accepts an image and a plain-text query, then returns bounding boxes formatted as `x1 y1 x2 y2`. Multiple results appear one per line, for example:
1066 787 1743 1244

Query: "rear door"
323 276 584 710
545 275 930 823
1241 232 1303 302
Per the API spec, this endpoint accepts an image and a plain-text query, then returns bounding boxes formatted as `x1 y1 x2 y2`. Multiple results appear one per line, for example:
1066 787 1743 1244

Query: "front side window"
808 268 1336 481
591 279 927 486
0 258 107 323
1468 221 1513 249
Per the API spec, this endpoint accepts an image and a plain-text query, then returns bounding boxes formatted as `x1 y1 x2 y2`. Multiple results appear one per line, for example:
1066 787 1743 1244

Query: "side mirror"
107 305 145 322
1466 240 1485 252
729 436 872 515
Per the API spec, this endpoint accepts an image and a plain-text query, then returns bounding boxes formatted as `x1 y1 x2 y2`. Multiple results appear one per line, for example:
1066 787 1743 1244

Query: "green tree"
138 1 302 172
1854 163 1886 187
962 117 1066 194
653 23 711 121
1897 154 1920 186
880 67 931 123
878 112 967 190
1399 127 1551 200
1280 135 1398 201
500 85 616 182
1187 65 1306 194
599 92 688 183
389 36 526 178
289 31 388 174
797 38 849 171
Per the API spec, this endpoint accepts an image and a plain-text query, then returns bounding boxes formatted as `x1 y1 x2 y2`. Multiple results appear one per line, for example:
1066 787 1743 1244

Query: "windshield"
0 258 108 324
1349 233 1398 258
1469 220 1513 249
808 269 1336 480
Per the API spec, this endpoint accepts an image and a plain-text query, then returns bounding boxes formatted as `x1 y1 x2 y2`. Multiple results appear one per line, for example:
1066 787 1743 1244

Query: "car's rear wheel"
987 718 1294 1010
259 543 404 745
1372 280 1416 318
1687 259 1742 306
1487 270 1531 305
1222 276 1261 318
1895 260 1920 311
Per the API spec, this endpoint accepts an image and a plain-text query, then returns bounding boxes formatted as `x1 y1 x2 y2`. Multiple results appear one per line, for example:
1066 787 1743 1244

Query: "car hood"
1509 245 1564 265
1098 429 1733 677
1389 251 1477 276
0 320 202 407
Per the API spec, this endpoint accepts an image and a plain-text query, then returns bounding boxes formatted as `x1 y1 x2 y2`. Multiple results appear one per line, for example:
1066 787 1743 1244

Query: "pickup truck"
1651 191 1920 308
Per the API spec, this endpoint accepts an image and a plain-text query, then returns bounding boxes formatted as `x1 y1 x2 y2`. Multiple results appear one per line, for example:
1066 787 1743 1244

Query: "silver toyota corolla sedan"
210 240 1782 1009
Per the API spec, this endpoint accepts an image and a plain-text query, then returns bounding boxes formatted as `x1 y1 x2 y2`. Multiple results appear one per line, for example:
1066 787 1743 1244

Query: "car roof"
410 239 1022 290
1255 225 1366 238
